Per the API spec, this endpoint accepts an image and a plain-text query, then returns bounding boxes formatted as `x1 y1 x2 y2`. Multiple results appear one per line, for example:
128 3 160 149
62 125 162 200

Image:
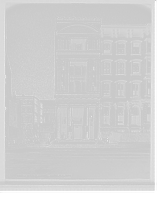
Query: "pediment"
58 24 99 33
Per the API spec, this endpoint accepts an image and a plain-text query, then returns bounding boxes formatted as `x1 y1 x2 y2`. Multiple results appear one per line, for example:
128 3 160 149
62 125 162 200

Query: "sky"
5 3 152 99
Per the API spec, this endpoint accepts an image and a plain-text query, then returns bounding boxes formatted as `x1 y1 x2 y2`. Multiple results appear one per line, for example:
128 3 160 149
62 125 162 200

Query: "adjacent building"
41 100 55 129
16 95 43 138
5 54 23 145
52 19 151 143
101 24 151 139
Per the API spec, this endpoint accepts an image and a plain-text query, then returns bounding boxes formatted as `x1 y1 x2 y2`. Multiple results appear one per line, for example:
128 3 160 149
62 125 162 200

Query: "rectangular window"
131 41 142 55
71 39 86 51
21 107 26 113
87 39 99 50
21 116 26 123
21 125 26 130
146 38 151 54
102 106 110 126
75 66 82 76
116 82 126 97
27 125 31 130
147 106 151 122
131 60 141 75
131 82 141 97
21 100 26 105
27 107 33 112
27 100 33 105
103 62 111 74
75 81 81 93
44 116 49 122
103 40 112 54
61 85 64 91
147 58 151 74
117 106 124 125
102 81 111 96
27 116 32 123
116 41 126 55
147 79 151 96
116 60 126 75
69 81 74 93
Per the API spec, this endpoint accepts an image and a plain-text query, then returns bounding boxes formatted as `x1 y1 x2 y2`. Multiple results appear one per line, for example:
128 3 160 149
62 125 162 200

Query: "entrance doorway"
72 107 84 140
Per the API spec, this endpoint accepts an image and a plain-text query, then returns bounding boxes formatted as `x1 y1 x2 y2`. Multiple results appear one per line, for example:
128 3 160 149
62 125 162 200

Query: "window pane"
75 81 81 93
75 66 81 75
69 81 74 93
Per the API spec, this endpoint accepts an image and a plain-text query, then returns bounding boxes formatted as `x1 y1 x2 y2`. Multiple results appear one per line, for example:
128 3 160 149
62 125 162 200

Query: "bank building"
7 18 152 145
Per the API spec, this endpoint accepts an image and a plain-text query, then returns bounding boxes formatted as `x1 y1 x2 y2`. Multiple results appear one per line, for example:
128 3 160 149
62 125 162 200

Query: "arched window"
131 106 141 126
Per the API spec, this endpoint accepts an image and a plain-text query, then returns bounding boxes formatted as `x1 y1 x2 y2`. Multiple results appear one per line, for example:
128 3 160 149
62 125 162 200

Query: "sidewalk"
6 143 150 151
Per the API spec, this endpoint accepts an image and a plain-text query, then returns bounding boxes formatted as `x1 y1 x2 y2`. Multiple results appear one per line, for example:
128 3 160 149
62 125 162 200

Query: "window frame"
21 107 27 113
27 99 33 105
27 107 33 113
116 59 126 75
145 56 151 75
145 38 151 55
116 40 127 55
69 37 87 51
21 99 26 105
117 105 125 126
131 40 142 55
116 80 126 98
130 105 141 126
103 40 113 55
21 116 27 123
102 80 112 97
102 59 113 75
131 59 142 75
101 105 111 126
131 80 142 98
27 116 32 123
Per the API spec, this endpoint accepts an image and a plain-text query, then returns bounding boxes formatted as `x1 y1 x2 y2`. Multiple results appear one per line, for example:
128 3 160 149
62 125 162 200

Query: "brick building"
51 19 151 143
101 24 151 141
16 95 43 137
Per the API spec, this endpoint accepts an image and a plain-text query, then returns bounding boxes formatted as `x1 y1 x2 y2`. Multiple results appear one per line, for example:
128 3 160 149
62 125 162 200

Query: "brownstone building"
101 24 151 141
51 19 152 143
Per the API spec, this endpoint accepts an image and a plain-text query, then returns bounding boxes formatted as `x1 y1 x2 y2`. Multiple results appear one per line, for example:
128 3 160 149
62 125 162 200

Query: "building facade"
5 54 23 145
54 20 101 142
16 95 43 138
52 19 151 143
101 24 151 140
41 100 55 129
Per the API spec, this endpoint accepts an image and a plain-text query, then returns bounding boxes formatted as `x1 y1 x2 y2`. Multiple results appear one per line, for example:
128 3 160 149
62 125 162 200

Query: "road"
5 145 151 180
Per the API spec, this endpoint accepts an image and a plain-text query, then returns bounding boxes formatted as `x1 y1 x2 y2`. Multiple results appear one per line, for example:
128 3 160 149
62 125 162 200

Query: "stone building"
41 100 55 129
51 19 151 143
5 54 22 145
101 24 151 139
16 95 43 137
53 19 101 141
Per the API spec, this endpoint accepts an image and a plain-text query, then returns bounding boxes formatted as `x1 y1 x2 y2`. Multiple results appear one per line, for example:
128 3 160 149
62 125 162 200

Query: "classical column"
55 106 60 139
95 106 100 140
67 106 72 140
83 106 89 140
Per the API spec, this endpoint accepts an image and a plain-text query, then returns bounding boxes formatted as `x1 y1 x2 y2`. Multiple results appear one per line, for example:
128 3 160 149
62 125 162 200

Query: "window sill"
131 53 141 56
101 74 112 76
116 74 126 76
116 53 127 56
130 73 141 76
102 95 112 98
115 96 126 98
102 52 112 55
